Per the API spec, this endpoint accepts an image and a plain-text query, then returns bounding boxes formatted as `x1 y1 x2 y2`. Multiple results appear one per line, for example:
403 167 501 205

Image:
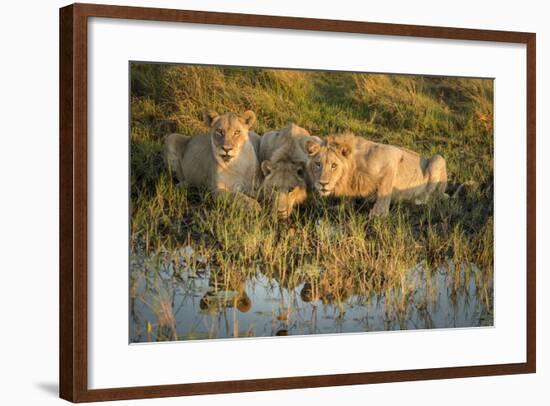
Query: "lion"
299 281 352 306
258 123 317 164
259 158 308 220
257 123 322 219
199 273 252 314
164 110 261 206
306 132 447 217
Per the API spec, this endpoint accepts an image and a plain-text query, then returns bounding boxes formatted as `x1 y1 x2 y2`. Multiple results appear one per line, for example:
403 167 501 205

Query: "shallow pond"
129 247 493 343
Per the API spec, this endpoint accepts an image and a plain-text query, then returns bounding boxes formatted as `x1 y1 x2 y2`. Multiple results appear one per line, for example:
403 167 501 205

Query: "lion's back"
260 124 317 164
258 130 282 162
180 134 215 187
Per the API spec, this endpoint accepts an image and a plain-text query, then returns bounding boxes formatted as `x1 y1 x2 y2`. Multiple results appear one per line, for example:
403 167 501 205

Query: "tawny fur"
259 123 320 165
163 110 261 201
259 158 308 220
306 132 447 217
257 123 322 219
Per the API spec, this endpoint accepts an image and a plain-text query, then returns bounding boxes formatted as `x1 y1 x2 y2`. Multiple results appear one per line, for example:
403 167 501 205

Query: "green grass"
130 63 493 310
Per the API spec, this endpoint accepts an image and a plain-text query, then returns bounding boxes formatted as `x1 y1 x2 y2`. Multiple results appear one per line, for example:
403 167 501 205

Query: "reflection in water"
130 250 493 342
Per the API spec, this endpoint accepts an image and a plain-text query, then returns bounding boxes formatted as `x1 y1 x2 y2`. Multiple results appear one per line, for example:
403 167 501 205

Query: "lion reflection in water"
199 273 252 314
299 281 352 306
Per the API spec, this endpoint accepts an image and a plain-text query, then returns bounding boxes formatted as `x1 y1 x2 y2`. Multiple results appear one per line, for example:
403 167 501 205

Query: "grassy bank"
129 63 494 317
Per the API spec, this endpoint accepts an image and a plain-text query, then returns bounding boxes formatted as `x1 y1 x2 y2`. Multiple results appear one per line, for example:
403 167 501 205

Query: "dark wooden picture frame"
59 3 536 402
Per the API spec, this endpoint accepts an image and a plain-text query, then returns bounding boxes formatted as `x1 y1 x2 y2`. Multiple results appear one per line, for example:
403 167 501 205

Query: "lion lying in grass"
259 158 308 220
258 124 321 219
164 110 261 207
306 132 447 217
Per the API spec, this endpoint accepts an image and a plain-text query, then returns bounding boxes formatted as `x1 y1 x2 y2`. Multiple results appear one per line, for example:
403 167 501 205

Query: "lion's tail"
450 180 481 199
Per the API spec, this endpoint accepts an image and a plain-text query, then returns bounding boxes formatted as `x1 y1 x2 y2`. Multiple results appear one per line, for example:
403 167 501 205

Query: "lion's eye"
331 163 338 170
297 168 304 177
216 129 224 137
234 130 241 136
315 161 321 168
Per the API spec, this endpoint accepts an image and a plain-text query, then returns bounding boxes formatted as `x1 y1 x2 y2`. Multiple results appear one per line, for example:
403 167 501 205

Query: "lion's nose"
319 181 329 187
222 146 233 153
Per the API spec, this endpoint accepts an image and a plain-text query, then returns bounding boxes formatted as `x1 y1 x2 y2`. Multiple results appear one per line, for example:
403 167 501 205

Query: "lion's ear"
305 140 321 156
261 160 272 176
203 110 219 127
239 110 256 128
310 135 322 144
338 143 352 158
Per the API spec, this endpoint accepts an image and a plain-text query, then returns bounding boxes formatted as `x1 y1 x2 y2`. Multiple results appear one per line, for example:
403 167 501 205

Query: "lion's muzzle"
318 182 332 196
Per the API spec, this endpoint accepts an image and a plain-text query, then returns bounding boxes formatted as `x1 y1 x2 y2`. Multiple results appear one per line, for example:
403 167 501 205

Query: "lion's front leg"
233 191 261 212
214 186 261 213
369 167 395 218
423 154 448 200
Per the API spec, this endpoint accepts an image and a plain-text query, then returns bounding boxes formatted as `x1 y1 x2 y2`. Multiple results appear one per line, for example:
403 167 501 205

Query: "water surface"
129 247 493 342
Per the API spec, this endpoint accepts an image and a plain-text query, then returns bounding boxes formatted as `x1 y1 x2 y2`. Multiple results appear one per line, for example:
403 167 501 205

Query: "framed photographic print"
59 3 536 402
